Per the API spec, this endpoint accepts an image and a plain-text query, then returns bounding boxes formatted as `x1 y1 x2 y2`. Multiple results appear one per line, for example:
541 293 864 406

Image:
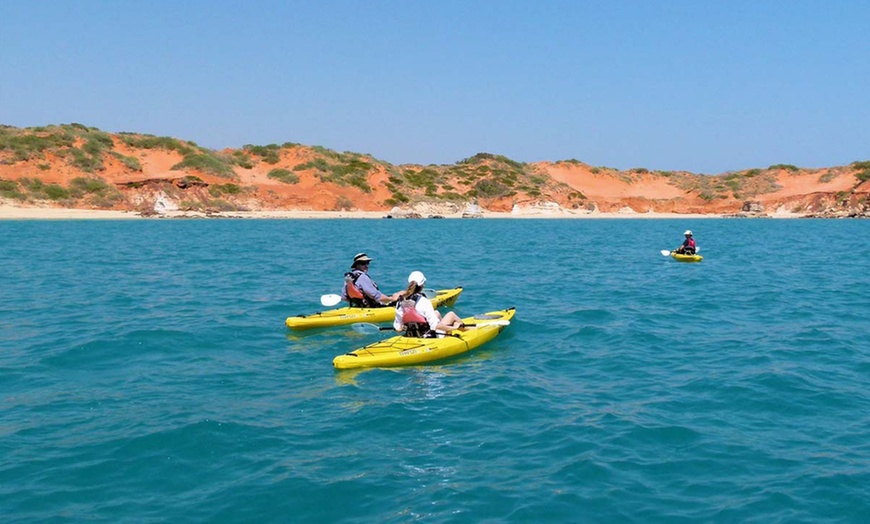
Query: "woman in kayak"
342 253 403 308
393 271 464 337
675 230 696 254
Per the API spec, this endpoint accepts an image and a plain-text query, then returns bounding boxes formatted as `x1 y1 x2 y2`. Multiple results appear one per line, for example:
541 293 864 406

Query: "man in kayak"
342 253 403 308
675 230 696 255
393 271 465 337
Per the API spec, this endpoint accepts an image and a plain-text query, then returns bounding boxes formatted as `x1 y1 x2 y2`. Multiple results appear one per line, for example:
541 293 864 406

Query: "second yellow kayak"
333 308 515 369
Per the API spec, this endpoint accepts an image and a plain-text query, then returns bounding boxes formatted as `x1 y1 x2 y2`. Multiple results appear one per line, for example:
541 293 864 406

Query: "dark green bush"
209 183 242 196
267 168 300 184
44 184 70 200
109 151 143 171
70 176 112 194
473 179 512 199
171 153 236 178
244 144 281 164
121 135 194 155
68 147 104 172
231 151 255 169
0 179 26 200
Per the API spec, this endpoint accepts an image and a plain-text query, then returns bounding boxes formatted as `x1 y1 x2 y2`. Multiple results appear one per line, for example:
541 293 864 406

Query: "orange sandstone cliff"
1 124 868 217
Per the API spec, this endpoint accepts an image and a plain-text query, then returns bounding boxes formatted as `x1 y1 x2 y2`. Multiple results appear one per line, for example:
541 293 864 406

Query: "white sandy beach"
0 204 741 220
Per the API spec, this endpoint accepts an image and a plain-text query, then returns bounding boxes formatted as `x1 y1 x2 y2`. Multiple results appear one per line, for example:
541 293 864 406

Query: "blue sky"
1 0 867 174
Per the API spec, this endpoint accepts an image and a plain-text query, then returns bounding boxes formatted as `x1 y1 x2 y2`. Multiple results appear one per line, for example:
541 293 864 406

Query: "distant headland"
1 123 868 219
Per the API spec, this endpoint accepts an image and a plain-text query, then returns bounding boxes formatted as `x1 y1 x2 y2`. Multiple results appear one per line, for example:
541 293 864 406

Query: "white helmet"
408 271 426 286
684 230 693 236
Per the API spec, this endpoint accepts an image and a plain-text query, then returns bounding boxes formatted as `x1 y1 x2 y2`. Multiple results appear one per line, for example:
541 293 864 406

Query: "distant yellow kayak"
333 308 515 369
285 287 463 331
671 251 703 262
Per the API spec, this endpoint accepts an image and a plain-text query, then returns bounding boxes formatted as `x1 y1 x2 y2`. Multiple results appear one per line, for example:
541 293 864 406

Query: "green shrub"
120 134 194 155
267 168 299 184
230 151 255 169
109 151 143 171
0 179 26 200
458 153 525 172
293 158 330 172
244 144 280 164
768 164 799 172
209 183 242 196
0 128 76 161
473 179 512 199
297 157 373 192
67 147 104 172
208 198 238 211
44 183 70 200
850 160 870 170
438 191 465 201
70 176 113 194
857 169 870 182
171 153 236 178
179 199 205 211
385 191 410 206
404 168 439 189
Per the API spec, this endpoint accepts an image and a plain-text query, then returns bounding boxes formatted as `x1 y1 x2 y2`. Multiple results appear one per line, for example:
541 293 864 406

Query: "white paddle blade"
321 294 342 307
660 250 672 256
423 288 437 299
351 323 381 335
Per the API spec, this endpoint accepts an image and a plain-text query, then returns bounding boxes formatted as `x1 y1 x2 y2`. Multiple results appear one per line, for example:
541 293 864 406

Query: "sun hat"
408 271 426 286
684 230 693 236
352 253 373 267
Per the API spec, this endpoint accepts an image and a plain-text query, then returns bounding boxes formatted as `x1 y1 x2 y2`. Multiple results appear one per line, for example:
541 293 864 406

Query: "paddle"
661 246 700 256
352 320 510 335
321 294 342 307
322 287 435 307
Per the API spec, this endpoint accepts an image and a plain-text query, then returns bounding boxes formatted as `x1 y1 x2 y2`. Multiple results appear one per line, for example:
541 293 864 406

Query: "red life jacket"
398 293 433 338
344 270 379 308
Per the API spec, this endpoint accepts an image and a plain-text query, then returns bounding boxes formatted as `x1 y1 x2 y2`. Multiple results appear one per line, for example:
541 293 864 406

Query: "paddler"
393 271 465 337
674 230 696 255
342 253 403 308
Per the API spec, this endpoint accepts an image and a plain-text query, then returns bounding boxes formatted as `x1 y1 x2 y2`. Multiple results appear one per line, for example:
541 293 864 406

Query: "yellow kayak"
285 287 463 331
671 251 703 262
333 308 515 369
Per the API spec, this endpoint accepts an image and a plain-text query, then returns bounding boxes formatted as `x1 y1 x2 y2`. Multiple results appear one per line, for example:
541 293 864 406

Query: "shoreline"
0 205 807 220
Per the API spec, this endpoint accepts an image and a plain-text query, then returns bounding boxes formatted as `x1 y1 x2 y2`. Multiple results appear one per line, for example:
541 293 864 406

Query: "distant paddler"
674 230 697 255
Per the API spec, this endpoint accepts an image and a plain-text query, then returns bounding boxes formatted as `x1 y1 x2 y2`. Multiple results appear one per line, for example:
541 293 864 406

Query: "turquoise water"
1 218 868 523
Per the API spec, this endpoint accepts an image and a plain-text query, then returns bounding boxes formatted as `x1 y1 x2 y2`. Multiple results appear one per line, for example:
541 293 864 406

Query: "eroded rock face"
154 193 178 213
742 201 764 212
511 201 564 215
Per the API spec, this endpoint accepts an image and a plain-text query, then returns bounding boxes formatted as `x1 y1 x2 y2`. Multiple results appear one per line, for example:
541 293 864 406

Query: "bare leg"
439 311 465 330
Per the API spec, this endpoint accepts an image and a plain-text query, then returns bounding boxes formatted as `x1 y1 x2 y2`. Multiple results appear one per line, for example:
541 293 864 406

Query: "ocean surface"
1 218 868 523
